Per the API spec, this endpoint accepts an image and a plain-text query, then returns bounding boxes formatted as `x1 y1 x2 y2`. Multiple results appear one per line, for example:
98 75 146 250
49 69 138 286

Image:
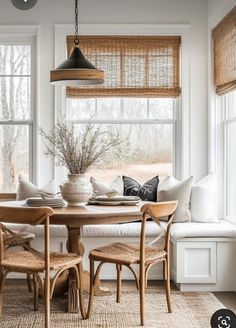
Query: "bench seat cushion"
168 220 236 240
4 220 236 240
4 221 163 238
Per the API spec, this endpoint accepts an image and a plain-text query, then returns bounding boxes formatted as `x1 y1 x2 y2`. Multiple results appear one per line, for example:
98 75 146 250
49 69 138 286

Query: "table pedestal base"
83 270 112 296
64 226 112 312
51 270 112 313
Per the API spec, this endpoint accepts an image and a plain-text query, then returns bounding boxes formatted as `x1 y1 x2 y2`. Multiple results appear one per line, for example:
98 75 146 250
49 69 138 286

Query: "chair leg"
27 274 33 293
87 259 95 319
140 264 145 326
33 275 39 311
116 264 122 303
164 257 172 313
0 269 7 318
163 260 166 280
77 263 86 319
22 246 32 293
23 243 33 293
44 272 50 328
145 266 148 288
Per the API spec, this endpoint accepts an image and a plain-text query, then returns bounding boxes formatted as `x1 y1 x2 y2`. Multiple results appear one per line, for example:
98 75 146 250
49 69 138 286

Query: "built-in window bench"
6 220 236 292
170 221 236 292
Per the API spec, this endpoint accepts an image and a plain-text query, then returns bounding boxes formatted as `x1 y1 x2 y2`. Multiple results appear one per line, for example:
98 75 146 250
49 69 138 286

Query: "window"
222 91 236 222
213 7 236 222
0 37 35 192
62 35 181 184
66 97 176 184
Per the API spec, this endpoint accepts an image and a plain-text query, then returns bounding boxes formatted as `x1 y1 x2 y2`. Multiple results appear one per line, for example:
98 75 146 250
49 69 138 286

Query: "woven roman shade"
213 6 236 95
66 35 181 98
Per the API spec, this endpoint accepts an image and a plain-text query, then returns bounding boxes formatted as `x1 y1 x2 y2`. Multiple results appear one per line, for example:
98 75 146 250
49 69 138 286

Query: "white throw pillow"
158 176 193 223
157 176 179 200
16 175 56 200
190 174 217 222
90 176 124 197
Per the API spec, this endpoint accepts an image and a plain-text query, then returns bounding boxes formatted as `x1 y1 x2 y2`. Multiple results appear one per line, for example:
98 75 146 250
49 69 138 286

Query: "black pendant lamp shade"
50 47 104 86
11 0 38 10
50 0 104 86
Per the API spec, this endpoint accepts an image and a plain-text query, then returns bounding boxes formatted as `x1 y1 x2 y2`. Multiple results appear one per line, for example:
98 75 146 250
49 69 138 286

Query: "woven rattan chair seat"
89 242 166 265
2 250 82 272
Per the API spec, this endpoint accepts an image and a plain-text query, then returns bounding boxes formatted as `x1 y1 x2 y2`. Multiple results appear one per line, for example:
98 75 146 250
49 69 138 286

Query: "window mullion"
0 74 31 78
95 98 98 118
71 119 175 125
0 120 33 125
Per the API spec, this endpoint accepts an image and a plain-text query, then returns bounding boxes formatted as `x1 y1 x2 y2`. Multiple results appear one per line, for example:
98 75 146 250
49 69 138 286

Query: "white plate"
26 198 65 208
26 204 65 208
26 198 63 202
92 196 140 202
88 200 140 206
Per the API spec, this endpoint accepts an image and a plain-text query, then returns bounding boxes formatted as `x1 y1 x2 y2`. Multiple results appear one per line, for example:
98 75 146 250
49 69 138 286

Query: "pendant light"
11 0 38 10
50 0 104 86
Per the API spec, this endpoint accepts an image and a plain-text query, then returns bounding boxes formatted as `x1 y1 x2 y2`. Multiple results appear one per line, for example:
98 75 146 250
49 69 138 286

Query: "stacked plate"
88 196 140 206
25 197 65 208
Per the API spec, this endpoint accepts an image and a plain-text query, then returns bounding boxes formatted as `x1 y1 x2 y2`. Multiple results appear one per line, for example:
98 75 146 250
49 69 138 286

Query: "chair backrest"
0 206 54 225
0 193 16 202
0 206 54 267
141 201 178 223
140 201 178 256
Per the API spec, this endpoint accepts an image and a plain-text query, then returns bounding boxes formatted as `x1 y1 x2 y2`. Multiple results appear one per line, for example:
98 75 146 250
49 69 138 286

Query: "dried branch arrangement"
40 122 122 174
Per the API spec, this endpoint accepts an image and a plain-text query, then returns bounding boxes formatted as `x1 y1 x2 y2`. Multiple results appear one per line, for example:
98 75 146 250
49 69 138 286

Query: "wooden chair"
0 206 86 328
87 201 178 326
0 193 35 293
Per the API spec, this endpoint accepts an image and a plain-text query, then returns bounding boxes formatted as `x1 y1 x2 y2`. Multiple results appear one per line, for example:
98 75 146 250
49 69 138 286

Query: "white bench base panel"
171 238 236 291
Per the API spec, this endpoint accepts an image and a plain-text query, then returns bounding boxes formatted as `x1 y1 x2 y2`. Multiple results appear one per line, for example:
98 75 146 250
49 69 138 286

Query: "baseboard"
177 283 236 292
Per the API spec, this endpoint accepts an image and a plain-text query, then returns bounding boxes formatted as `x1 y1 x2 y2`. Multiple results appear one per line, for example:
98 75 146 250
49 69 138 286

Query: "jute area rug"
1 280 223 328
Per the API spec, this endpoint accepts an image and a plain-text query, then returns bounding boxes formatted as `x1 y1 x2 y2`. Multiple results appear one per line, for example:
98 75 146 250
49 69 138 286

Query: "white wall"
0 0 208 184
208 0 225 18
208 0 236 26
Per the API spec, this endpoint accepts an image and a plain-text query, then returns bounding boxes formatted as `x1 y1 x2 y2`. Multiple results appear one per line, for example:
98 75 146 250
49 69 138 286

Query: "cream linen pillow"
190 174 217 222
158 176 193 222
157 176 179 200
16 175 56 200
90 176 124 197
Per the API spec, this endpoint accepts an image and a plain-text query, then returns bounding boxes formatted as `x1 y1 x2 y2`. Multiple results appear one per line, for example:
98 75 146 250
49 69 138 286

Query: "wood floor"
213 292 236 313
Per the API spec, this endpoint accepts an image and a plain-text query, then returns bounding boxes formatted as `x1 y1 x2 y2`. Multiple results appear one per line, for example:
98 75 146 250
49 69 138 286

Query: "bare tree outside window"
0 44 31 192
66 97 175 184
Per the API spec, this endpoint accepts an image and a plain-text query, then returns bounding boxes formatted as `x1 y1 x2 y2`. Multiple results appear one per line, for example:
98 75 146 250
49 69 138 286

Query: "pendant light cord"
74 0 79 45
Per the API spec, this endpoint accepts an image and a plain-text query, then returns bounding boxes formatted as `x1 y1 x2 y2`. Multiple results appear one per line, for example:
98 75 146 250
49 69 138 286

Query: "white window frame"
212 92 236 223
217 93 236 223
0 26 39 186
53 24 191 183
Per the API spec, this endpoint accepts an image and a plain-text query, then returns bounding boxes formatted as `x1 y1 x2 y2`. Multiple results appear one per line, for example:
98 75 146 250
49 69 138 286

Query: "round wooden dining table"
0 201 144 313
52 203 144 313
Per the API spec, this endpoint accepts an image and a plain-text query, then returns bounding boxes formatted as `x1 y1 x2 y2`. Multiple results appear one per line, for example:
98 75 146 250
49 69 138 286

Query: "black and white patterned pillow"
122 176 159 201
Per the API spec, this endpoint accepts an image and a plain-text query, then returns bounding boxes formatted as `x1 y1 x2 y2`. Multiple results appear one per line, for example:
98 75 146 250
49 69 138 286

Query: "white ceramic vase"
59 174 93 206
